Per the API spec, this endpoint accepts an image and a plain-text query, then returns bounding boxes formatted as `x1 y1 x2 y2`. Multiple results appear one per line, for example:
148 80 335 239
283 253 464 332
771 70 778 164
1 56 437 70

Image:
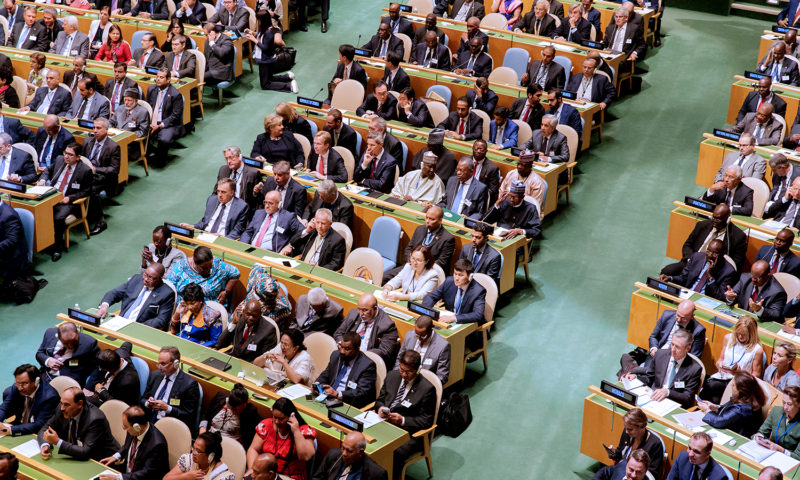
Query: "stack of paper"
12 439 41 458
102 315 135 332
638 395 680 417
277 384 311 400
673 411 706 430
706 429 733 446
196 233 218 243
737 440 775 462
354 410 385 429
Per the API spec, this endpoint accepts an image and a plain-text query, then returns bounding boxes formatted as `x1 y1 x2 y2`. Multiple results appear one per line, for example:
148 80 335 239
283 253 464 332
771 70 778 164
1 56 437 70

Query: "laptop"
240 363 284 387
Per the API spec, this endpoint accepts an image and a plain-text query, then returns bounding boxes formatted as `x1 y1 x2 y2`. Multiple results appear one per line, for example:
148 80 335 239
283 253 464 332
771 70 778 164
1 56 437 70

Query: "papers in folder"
26 186 54 196
706 429 733 446
761 220 788 232
12 439 41 458
102 315 135 331
355 410 385 429
344 184 367 194
196 233 218 243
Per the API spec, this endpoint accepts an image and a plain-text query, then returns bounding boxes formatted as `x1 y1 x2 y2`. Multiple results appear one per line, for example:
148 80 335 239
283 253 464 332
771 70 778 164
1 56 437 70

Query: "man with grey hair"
283 208 346 271
313 431 387 480
392 151 445 204
731 102 783 146
302 179 353 228
522 114 569 163
215 145 260 212
368 116 403 167
439 156 488 218
253 160 307 217
353 131 399 193
766 153 800 210
291 287 344 335
85 117 120 235
50 16 89 57
516 0 558 37
0 132 35 183
712 133 765 183
603 7 645 63
23 70 72 116
703 165 754 216
110 89 150 138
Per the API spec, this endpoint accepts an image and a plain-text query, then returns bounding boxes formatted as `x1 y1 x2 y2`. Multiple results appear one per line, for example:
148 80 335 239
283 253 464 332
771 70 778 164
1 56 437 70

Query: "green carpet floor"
0 3 773 477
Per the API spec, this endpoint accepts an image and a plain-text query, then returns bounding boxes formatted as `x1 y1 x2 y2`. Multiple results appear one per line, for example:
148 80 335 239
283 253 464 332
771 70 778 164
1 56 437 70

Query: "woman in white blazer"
383 245 439 301
87 7 112 56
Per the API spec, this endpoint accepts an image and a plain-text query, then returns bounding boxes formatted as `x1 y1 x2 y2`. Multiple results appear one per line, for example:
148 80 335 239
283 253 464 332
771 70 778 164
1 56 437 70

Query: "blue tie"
42 138 53 167
16 25 28 48
472 249 481 268
424 231 434 246
0 156 6 179
124 287 148 318
452 182 465 214
454 288 464 314
154 376 171 401
773 63 781 83
334 360 350 390
303 309 314 327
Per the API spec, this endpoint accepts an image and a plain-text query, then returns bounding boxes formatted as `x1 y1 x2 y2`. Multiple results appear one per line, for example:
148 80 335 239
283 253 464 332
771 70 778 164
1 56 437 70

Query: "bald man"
97 263 175 330
661 240 737 301
252 453 278 480
312 431 388 480
758 41 800 86
731 103 783 146
333 293 399 367
725 260 787 323
216 299 277 362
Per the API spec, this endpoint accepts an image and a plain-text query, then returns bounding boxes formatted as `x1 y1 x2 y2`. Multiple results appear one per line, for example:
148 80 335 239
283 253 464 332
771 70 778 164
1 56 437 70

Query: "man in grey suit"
291 287 344 336
712 133 765 183
334 293 399 367
165 35 196 79
187 178 249 239
438 157 488 219
208 0 249 31
129 33 165 69
214 145 261 212
520 46 565 91
396 315 450 385
459 222 501 283
730 103 783 146
49 16 89 57
110 89 149 138
521 114 570 163
9 7 48 51
69 79 110 121
724 259 788 323
202 22 234 86
96 263 175 330
22 70 72 116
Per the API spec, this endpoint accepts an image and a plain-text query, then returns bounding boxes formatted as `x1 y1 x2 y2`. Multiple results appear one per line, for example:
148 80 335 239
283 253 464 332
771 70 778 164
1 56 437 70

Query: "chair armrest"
73 197 88 205
361 402 375 411
412 425 436 438
220 346 233 353
478 320 494 332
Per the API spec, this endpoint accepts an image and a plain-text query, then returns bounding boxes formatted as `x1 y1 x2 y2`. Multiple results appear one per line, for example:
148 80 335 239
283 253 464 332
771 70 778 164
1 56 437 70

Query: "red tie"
127 436 138 473
139 54 146 68
522 104 531 122
172 53 180 72
241 326 249 345
751 286 759 302
458 119 465 135
370 157 378 178
58 166 72 194
254 214 273 247
771 255 781 274
317 154 325 175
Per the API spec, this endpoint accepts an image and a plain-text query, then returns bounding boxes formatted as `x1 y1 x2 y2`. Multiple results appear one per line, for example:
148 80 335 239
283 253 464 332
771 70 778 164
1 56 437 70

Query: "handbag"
438 391 472 437
272 46 296 73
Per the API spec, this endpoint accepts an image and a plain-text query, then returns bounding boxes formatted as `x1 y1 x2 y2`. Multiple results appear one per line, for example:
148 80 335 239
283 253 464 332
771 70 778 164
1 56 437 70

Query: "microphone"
310 87 324 100
221 353 233 372
479 204 496 223
356 34 362 48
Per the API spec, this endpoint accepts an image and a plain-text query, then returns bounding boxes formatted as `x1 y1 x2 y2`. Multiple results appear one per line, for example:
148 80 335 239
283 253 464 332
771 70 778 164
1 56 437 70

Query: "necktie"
173 53 181 72
424 231 434 246
127 436 138 473
751 286 759 303
666 359 678 388
344 65 349 80
140 52 147 68
111 83 122 112
380 40 388 58
154 377 171 401
391 20 397 33
77 99 88 120
318 154 325 175
68 419 77 444
754 124 763 139
665 322 680 348
152 89 165 125
495 125 504 144
254 214 273 248
771 253 782 274
455 288 464 313
794 6 800 26
357 321 368 337
424 48 432 67
735 155 744 167
467 55 476 71
337 465 351 480
691 465 700 480
124 287 148 318
472 249 481 268
62 34 73 56
209 203 227 234
303 308 315 327
389 380 407 409
542 137 550 155
534 18 541 35
691 263 712 293
38 91 54 114
522 103 531 122
16 25 28 48
333 360 349 389
0 156 6 179
452 182 466 214
58 166 72 194
241 326 250 346
725 190 732 206
458 119 465 135
21 396 32 424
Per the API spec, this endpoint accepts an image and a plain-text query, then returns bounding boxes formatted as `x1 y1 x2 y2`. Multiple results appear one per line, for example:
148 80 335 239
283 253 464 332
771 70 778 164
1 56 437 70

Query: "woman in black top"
162 19 185 52
251 113 305 165
0 68 19 109
275 102 313 143
607 407 664 478
245 12 295 92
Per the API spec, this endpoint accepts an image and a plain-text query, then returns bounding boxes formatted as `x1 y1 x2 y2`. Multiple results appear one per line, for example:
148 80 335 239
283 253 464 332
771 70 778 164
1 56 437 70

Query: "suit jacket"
713 151 765 183
35 18 61 46
302 191 354 228
465 88 498 116
0 378 58 436
549 103 583 139
39 157 92 202
756 245 800 278
87 19 111 47
314 351 377 408
437 111 483 141
353 149 398 193
194 195 249 239
362 34 405 59
313 448 388 480
592 462 632 480
334 309 399 367
331 61 368 89
665 451 728 480
602 22 646 59
290 228 346 271
640 349 702 408
5 148 36 184
324 123 360 161
209 6 249 31
114 425 169 480
203 35 234 83
455 30 489 59
732 112 784 146
423 278 486 324
292 295 344 336
768 166 800 205
140 369 200 432
101 275 175 330
381 16 414 38
201 392 259 448
669 251 738 302
33 126 76 168
764 197 800 228
383 133 405 172
647 310 706 357
8 21 48 51
50 31 90 57
396 330 450 385
240 208 304 252
165 50 197 79
87 344 140 407
0 201 27 280
737 91 787 123
37 402 119 461
522 130 570 163
172 1 207 25
459 243 501 283
305 148 348 183
130 0 169 19
356 93 398 121
729 274 787 323
448 0 485 19
374 371 436 433
132 47 166 69
68 91 110 120
145 84 183 129
104 78 139 113
405 224 456 274
525 60 566 91
215 164 261 211
518 12 558 37
111 104 150 138
0 116 31 145
701 183 754 217
556 17 592 44
411 43 451 71
567 73 616 105
453 50 492 78
758 55 800 87
413 26 446 46
215 317 278 362
28 87 72 117
35 328 99 386
257 176 307 218
382 66 410 93
439 177 487 218
681 219 748 270
396 98 433 128
510 97 544 132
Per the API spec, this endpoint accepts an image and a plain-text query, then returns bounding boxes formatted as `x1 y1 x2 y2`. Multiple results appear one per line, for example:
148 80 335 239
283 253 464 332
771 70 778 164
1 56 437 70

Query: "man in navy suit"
329 45 368 91
725 260 787 324
146 69 184 160
438 157 487 219
96 263 176 330
661 240 737 302
0 364 58 437
567 58 616 111
361 22 404 60
23 71 72 117
314 331 377 409
84 343 140 407
382 50 410 93
488 107 519 150
411 30 451 71
465 77 498 116
0 200 28 284
0 112 31 144
172 0 207 25
666 433 728 480
547 89 583 146
252 161 307 218
780 0 800 27
188 178 249 239
453 36 492 78
240 190 304 253
355 80 397 122
459 222 501 284
141 346 200 433
98 404 170 480
756 228 800 278
0 134 36 184
423 258 487 326
438 97 483 142
32 115 75 170
382 2 414 38
353 132 398 193
305 131 348 184
591 449 650 480
35 322 99 386
322 108 359 162
766 154 800 211
736 77 787 123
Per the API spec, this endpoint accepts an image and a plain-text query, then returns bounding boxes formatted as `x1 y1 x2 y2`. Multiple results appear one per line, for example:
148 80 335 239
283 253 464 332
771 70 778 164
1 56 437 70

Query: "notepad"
694 296 722 310
761 220 788 232
102 315 135 332
706 429 733 446
381 306 414 322
355 410 385 429
762 450 800 473
12 439 41 458
638 396 680 417
779 329 800 341
673 411 706 430
277 384 311 400
196 233 218 243
26 186 54 196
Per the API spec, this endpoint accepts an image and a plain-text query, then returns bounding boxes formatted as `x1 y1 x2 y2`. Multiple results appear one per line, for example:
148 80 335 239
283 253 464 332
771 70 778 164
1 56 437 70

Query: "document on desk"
706 429 733 446
26 186 54 196
260 256 300 268
381 306 414 322
694 296 722 310
737 440 774 463
355 410 385 429
277 384 311 400
638 396 680 417
778 329 800 341
761 451 800 473
12 439 41 458
535 162 560 173
665 427 689 442
196 233 218 243
760 220 788 232
344 184 367 194
102 315 135 331
672 411 706 430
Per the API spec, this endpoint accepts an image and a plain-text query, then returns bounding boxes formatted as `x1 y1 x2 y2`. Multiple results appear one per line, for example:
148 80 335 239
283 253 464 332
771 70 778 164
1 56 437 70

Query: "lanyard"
775 413 799 443
728 345 746 367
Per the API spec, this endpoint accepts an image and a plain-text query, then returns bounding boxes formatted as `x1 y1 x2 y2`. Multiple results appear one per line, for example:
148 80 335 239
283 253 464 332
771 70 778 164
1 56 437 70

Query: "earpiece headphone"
207 452 215 463
132 423 142 434
173 359 180 369
34 376 40 387
468 273 474 282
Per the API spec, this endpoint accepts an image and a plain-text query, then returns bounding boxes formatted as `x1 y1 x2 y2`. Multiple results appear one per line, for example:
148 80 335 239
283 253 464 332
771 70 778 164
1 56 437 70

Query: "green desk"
0 434 114 480
1 188 62 253
727 75 800 129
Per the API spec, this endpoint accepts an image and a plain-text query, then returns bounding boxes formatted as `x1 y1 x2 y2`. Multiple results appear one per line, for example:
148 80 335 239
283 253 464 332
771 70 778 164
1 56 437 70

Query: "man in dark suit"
285 208 346 271
291 287 344 336
356 80 397 122
701 165 754 216
465 77 498 116
448 0 485 20
369 117 404 171
765 175 800 228
758 40 800 87
516 0 558 37
33 115 76 170
241 190 304 253
438 97 483 142
165 35 197 79
646 300 706 359
725 260 787 323
568 57 616 111
0 200 27 284
36 142 91 261
452 17 489 64
98 405 170 480
439 157 487 219
522 114 571 164
382 3 414 38
85 343 140 407
411 30 451 70
334 293 399 367
737 77 787 123
413 13 447 46
68 78 110 121
780 0 800 28
511 84 545 133
37 387 119 461
0 134 35 184
757 229 800 277
602 7 646 64
302 180 354 228
353 132 398 193
305 132 348 183
215 145 261 213
8 6 48 51
459 221 501 284
313 431 388 480
386 206 455 282
396 315 451 384
731 103 783 146
424 258 487 326
591 450 650 480
323 108 359 161
547 88 583 145
216 299 277 362
141 346 200 432
397 87 434 128
61 57 89 95
36 7 62 47
521 46 565 91
315 331 377 409
362 22 404 60
661 240 737 302
35 322 99 386
190 178 249 239
664 433 729 480
0 0 20 32
50 17 89 57
767 153 800 212
0 113 28 146
24 71 72 117
627 329 702 409
375 350 436 480
104 63 139 115
84 118 120 235
130 33 165 69
0 364 58 437
146 69 184 159
208 0 249 30
485 181 542 239
382 51 410 93
453 36 492 78
202 22 235 86
556 4 593 44
172 0 207 24
252 161 307 217
330 44 368 92
130 0 168 19
97 263 175 330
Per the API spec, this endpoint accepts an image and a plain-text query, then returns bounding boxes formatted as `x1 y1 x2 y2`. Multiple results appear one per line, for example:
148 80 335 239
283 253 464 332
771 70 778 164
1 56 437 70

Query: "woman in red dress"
245 398 316 480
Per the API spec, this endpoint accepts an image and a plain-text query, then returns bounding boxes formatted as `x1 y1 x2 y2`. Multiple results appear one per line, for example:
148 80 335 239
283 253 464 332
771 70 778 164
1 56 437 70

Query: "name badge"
68 359 79 366
29 35 36 40
464 199 471 207
625 38 632 44
783 75 791 82
247 343 257 351
423 358 433 366
276 226 285 234
347 380 357 389
70 49 78 55
401 400 412 408
71 183 80 189
169 398 180 406
127 122 137 128
184 325 192 332
674 381 685 389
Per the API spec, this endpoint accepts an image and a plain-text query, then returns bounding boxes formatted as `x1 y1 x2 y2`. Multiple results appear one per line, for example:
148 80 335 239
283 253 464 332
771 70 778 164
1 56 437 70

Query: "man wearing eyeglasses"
140 346 200 434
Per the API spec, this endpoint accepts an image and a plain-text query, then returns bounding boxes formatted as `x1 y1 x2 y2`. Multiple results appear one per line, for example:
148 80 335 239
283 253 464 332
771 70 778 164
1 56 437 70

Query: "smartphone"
602 444 615 456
